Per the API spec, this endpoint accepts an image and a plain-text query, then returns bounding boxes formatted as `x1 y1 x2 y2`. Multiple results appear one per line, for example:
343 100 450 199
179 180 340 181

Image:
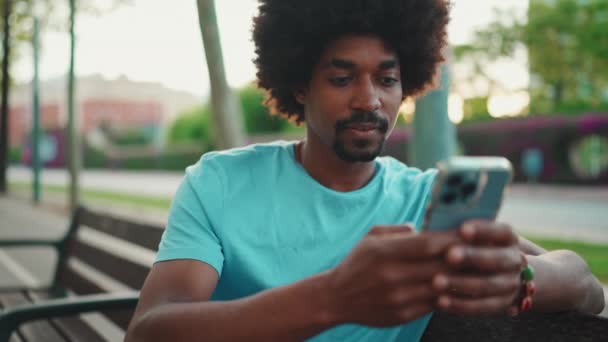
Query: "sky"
13 0 530 100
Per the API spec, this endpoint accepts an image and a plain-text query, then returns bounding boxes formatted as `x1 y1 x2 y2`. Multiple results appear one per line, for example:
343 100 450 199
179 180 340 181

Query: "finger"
445 245 522 272
384 230 463 260
395 302 435 323
432 273 520 298
437 294 514 315
381 259 448 284
385 283 437 308
460 221 518 246
369 224 415 236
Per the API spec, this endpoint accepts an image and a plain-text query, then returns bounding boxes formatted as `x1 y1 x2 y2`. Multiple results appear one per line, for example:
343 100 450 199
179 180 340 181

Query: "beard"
332 111 390 162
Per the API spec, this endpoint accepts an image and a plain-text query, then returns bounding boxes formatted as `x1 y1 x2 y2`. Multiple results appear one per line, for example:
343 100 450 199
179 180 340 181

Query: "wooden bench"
0 206 163 342
1 206 607 341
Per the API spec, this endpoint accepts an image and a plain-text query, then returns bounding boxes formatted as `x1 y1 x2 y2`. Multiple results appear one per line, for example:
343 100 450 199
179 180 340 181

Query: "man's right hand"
323 225 463 327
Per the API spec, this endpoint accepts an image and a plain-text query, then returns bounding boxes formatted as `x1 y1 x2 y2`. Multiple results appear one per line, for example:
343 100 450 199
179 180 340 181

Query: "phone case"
423 156 513 231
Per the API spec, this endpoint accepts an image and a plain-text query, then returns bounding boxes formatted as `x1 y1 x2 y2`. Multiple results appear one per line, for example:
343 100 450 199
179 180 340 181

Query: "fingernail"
438 295 451 308
403 223 415 233
461 224 475 239
448 247 465 263
433 274 449 290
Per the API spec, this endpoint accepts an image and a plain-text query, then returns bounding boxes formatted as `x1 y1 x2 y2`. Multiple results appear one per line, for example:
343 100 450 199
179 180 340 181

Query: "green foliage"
8 146 20 163
462 96 493 122
527 236 608 284
238 84 290 134
454 0 608 114
527 0 608 113
168 84 294 147
167 105 214 147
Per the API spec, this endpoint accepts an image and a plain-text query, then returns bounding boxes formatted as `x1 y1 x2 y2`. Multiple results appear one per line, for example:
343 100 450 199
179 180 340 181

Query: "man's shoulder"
192 140 293 176
377 156 438 184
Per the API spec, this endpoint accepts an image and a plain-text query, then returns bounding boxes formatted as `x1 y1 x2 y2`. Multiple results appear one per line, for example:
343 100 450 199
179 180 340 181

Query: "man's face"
298 34 403 162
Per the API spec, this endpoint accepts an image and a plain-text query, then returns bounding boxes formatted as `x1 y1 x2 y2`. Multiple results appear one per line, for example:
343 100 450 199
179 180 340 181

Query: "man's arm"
432 224 605 316
519 236 605 314
125 260 337 342
126 226 465 342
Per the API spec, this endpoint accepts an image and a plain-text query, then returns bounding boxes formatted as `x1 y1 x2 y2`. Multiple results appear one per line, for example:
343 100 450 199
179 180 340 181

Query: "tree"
239 84 289 134
453 0 608 115
0 0 12 193
0 0 131 195
196 0 245 150
167 85 290 147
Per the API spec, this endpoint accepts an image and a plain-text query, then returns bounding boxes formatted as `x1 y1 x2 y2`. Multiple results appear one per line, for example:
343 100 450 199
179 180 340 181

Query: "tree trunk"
410 61 456 170
0 0 12 194
196 0 245 150
552 80 563 111
67 0 80 212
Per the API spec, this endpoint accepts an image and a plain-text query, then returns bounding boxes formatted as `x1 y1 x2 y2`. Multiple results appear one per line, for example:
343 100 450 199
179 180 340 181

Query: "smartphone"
423 156 513 231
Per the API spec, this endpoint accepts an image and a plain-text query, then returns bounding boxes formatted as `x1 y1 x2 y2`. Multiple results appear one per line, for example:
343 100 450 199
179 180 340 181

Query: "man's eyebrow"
379 59 399 70
324 58 355 70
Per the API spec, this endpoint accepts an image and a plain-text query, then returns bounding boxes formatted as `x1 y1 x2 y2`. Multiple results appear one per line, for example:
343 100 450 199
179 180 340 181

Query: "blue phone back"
424 157 513 231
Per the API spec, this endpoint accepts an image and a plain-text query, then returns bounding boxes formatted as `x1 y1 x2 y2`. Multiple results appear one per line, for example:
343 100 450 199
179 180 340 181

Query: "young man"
125 0 604 341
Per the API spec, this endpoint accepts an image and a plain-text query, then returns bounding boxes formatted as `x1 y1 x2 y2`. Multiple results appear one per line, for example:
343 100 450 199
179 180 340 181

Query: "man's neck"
296 138 377 192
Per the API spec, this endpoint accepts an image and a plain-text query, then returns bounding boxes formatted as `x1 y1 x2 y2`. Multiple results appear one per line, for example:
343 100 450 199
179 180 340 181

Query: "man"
125 0 604 341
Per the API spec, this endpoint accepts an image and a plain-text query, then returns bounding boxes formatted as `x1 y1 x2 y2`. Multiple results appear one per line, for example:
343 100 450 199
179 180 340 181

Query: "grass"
528 237 608 284
8 181 172 210
7 181 608 284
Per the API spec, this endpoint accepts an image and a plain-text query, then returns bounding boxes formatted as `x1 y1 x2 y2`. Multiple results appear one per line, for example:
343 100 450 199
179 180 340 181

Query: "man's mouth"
345 123 379 132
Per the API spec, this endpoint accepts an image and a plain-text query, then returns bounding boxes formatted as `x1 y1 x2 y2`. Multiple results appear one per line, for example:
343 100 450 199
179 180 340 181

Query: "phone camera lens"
441 192 457 205
460 183 477 198
447 174 463 187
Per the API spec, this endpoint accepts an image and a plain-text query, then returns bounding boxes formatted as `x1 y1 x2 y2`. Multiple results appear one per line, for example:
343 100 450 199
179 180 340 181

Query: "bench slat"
0 292 67 342
79 209 163 251
58 265 135 331
69 239 150 291
8 333 22 342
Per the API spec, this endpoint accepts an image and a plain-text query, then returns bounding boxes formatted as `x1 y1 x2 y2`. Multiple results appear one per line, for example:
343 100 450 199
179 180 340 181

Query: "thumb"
369 224 415 237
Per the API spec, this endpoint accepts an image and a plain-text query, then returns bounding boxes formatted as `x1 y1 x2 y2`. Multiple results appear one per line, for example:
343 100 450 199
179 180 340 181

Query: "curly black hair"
252 0 451 124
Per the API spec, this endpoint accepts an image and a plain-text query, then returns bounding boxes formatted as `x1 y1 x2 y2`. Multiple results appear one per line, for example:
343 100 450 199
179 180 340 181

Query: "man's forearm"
528 250 605 314
126 271 338 342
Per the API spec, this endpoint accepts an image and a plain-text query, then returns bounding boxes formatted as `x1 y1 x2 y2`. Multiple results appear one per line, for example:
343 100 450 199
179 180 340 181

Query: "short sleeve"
155 156 225 275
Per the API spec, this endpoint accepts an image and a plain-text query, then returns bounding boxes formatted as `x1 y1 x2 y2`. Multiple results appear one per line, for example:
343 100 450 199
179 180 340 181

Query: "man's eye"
329 77 351 87
380 77 399 87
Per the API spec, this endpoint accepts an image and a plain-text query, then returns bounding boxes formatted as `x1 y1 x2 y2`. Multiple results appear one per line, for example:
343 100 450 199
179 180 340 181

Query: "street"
7 166 608 243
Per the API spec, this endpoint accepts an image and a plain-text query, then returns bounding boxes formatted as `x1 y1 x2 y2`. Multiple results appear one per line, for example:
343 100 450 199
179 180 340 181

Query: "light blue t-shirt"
156 141 437 341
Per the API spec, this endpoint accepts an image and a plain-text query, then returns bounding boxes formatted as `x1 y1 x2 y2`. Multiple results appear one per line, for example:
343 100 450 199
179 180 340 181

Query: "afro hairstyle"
252 0 451 124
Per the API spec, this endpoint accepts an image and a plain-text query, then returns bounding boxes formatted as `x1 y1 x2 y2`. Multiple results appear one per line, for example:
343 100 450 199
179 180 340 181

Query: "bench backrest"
53 207 164 330
47 207 608 340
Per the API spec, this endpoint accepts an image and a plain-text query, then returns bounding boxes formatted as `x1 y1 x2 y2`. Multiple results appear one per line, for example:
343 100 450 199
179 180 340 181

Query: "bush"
168 85 293 148
8 147 21 164
167 106 214 149
384 113 608 184
238 84 290 134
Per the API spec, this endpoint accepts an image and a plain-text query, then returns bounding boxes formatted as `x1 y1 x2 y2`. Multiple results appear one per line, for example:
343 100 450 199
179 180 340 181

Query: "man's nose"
351 77 381 113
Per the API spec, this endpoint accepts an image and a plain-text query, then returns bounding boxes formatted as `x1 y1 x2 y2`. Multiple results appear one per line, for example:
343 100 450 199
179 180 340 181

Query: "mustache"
335 111 389 133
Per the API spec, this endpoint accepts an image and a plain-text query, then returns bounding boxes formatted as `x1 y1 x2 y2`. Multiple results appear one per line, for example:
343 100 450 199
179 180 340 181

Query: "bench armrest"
0 292 139 342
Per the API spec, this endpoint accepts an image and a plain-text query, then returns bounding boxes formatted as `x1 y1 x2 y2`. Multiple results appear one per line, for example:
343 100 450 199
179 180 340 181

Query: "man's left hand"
431 220 523 315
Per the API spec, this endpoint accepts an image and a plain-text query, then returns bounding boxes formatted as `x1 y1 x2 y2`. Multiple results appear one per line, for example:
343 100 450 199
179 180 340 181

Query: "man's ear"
294 88 306 105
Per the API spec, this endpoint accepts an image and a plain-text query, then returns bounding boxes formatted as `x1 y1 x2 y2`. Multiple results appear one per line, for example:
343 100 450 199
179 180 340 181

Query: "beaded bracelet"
510 254 536 316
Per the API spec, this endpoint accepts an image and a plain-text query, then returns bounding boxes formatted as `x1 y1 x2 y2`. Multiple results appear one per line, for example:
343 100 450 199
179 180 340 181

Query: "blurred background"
0 0 606 315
